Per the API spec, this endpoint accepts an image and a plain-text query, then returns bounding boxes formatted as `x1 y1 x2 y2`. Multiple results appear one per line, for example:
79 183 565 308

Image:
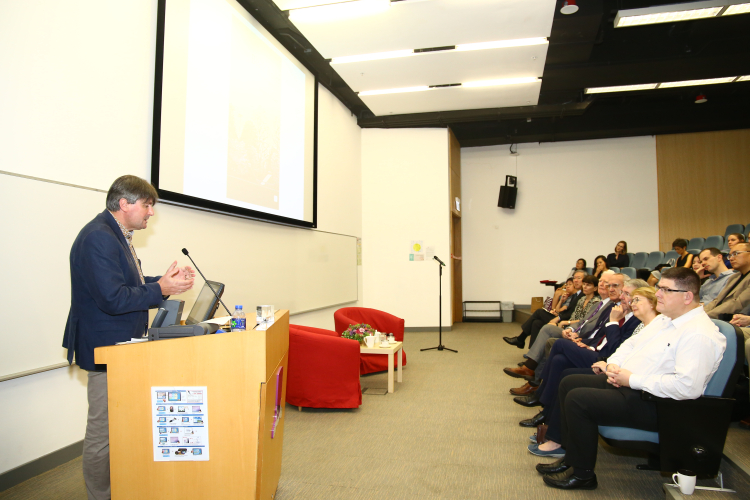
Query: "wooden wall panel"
448 128 463 323
657 129 750 252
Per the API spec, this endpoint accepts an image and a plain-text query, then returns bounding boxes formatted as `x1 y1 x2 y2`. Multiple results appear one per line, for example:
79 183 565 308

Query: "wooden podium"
95 310 289 500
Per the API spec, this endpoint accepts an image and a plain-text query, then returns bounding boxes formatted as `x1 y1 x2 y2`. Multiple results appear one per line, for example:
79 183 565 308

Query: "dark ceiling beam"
236 0 370 117
357 101 593 128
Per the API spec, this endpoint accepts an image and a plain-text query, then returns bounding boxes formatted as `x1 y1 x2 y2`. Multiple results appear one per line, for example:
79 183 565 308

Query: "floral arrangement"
341 323 375 344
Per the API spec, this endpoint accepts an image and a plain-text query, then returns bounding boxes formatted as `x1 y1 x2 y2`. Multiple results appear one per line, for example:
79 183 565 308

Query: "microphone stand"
421 256 457 353
181 248 232 316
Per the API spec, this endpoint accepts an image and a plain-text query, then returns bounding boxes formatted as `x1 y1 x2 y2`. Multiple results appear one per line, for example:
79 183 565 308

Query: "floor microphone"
181 248 232 316
433 255 446 266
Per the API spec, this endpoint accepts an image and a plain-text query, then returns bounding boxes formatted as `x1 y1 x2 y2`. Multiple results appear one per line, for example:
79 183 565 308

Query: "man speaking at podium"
62 175 194 500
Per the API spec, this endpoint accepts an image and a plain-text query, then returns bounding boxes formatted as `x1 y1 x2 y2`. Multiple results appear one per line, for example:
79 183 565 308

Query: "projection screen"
152 0 318 228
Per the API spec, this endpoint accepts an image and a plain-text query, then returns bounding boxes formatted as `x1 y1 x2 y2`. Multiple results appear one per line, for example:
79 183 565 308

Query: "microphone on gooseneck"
181 248 232 316
433 255 446 267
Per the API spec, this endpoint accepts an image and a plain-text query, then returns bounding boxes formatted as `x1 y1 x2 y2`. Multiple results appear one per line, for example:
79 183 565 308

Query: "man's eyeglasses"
727 251 749 259
607 284 622 289
655 284 688 294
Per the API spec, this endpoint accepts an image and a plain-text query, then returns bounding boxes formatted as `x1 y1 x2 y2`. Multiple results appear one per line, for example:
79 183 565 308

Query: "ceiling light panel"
274 0 351 9
658 76 737 88
585 83 658 93
277 0 556 59
614 0 750 28
288 0 390 23
616 7 721 27
737 75 750 81
723 2 750 14
359 80 541 115
333 43 547 92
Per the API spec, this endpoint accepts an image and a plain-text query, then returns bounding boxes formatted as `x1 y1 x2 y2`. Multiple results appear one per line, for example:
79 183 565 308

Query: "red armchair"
287 324 362 409
334 307 407 375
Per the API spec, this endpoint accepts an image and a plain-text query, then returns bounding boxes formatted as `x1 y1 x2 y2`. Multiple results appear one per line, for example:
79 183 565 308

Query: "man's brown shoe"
503 365 535 381
511 382 538 396
740 416 750 429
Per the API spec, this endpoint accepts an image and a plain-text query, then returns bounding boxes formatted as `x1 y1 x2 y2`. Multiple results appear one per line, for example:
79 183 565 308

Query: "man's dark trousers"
518 309 557 345
559 374 658 471
518 293 582 345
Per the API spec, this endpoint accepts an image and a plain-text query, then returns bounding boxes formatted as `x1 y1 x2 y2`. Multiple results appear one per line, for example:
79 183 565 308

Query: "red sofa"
333 307 407 375
287 324 362 409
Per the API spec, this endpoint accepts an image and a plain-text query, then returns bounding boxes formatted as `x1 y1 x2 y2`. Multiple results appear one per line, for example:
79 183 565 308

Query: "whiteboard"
0 173 357 378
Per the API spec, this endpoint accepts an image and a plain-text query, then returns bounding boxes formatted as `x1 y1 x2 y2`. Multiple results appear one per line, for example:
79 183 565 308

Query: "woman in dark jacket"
606 240 628 268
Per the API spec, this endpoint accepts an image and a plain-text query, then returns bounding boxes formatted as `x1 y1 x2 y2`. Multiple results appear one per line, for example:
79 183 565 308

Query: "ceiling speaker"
498 175 517 209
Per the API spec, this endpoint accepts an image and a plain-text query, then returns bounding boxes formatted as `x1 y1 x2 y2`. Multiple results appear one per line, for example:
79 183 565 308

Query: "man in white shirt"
699 247 735 304
538 267 726 490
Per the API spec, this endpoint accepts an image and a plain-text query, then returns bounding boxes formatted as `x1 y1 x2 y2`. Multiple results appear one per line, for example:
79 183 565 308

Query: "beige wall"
461 137 660 305
656 129 750 252
361 128 452 327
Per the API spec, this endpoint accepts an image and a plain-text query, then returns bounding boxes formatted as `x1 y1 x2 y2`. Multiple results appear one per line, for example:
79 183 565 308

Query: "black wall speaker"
498 175 517 209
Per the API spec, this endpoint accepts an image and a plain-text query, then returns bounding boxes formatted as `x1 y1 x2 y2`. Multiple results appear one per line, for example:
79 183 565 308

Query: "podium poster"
151 387 209 461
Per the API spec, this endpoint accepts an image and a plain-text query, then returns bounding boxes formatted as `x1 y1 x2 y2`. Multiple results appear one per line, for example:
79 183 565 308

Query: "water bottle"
231 305 246 332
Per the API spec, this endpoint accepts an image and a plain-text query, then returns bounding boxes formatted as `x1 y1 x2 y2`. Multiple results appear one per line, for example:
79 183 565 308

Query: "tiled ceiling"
273 0 556 115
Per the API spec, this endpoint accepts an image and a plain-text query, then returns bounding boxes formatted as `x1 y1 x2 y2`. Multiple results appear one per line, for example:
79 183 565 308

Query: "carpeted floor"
3 321 749 499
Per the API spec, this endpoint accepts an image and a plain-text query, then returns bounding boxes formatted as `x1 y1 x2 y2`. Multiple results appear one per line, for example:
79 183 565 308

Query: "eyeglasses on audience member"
654 284 688 294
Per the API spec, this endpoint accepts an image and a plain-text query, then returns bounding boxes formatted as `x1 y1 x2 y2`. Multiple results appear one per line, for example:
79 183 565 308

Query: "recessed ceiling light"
330 37 548 64
331 49 415 64
658 76 737 88
358 77 540 96
560 0 579 15
289 0 390 23
455 38 548 52
462 77 540 88
585 83 658 94
358 86 431 96
616 7 722 27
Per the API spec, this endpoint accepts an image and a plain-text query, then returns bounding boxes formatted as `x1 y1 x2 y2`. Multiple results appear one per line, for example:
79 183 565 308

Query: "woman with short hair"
673 238 694 268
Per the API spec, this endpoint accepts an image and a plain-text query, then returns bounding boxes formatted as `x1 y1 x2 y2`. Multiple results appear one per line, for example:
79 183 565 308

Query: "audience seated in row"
525 286 659 459
508 245 750 489
503 271 586 350
519 267 727 490
504 272 625 388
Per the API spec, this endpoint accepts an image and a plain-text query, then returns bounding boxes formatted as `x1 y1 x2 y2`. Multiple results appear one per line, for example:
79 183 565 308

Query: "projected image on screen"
155 0 316 227
227 12 281 209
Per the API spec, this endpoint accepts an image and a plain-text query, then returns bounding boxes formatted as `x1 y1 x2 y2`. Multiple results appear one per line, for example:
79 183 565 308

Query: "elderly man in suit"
504 273 624 386
63 175 194 500
504 270 587 349
703 242 750 318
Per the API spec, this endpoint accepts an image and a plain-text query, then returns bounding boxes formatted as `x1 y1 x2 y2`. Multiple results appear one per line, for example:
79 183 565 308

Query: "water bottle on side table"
231 305 246 332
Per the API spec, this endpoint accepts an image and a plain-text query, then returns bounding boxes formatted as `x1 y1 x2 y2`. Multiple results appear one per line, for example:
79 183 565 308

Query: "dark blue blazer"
62 210 163 371
597 314 641 359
